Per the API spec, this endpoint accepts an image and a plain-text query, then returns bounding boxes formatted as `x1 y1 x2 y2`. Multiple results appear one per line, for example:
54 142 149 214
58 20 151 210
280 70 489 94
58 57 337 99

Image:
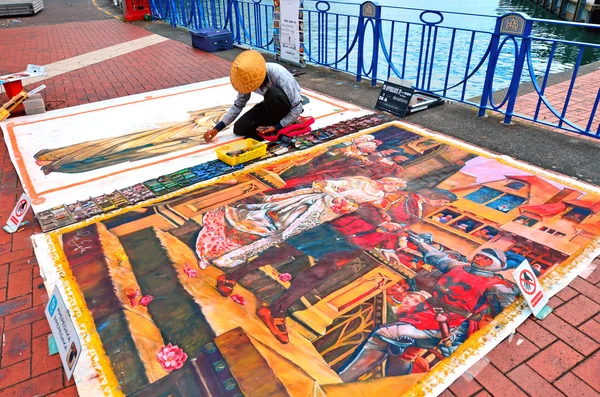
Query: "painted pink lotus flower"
183 263 198 278
139 295 154 307
156 343 188 372
231 294 247 306
278 273 292 282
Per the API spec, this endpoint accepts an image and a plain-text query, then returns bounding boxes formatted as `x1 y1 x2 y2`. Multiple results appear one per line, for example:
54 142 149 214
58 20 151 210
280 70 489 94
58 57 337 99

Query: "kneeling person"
204 50 303 142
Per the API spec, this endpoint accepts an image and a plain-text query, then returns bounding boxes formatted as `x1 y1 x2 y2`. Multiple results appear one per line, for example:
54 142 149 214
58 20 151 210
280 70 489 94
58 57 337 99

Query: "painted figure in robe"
33 105 230 174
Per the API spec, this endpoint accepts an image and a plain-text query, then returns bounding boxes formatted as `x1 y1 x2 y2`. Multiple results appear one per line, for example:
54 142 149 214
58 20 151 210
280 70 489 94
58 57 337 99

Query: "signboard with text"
274 0 305 67
375 81 415 118
45 286 82 380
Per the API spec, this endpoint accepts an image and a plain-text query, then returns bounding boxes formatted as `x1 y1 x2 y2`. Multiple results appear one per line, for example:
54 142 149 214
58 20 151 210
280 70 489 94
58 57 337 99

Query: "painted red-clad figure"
336 231 523 381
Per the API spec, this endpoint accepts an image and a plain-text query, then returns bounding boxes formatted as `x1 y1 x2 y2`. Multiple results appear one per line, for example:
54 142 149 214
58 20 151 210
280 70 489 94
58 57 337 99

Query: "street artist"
204 50 305 142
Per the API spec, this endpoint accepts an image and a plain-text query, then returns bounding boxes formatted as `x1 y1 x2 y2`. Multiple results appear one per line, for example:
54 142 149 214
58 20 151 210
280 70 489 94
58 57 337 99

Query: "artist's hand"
257 126 276 135
204 128 218 143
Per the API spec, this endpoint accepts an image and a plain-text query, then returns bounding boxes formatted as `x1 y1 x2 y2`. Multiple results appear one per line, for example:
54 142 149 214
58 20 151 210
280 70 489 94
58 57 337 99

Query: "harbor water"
299 0 600 98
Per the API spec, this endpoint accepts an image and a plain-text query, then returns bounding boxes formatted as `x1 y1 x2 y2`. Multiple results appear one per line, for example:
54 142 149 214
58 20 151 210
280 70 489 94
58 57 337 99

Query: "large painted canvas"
0 78 370 212
33 121 600 397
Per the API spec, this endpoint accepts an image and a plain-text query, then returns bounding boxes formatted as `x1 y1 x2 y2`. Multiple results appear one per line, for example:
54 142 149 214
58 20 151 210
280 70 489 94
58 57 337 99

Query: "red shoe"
257 307 289 344
216 274 236 297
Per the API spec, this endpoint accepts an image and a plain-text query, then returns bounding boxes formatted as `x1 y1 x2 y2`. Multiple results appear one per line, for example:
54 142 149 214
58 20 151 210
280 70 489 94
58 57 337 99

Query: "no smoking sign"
519 269 537 295
513 260 549 318
3 193 31 234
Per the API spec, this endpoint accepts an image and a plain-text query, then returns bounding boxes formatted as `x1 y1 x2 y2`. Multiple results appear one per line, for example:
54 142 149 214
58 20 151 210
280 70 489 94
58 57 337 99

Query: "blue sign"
48 295 57 316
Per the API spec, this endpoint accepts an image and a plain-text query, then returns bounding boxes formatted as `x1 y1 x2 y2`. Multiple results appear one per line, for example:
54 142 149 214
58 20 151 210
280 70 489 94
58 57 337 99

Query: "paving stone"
555 286 578 301
486 333 539 373
569 278 600 305
31 335 62 377
8 256 36 274
0 368 65 397
579 319 600 344
555 295 600 326
6 269 32 299
537 314 599 356
47 385 80 397
32 319 51 338
474 363 528 397
0 264 8 288
548 296 564 309
0 295 32 317
0 359 31 389
1 324 32 368
0 250 34 266
526 341 584 382
506 364 564 397
517 318 557 349
572 351 600 393
32 277 48 307
554 372 600 397
3 304 45 331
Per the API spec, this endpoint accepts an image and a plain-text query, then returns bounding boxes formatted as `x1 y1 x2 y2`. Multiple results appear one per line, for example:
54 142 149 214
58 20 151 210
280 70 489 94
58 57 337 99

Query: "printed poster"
274 0 305 67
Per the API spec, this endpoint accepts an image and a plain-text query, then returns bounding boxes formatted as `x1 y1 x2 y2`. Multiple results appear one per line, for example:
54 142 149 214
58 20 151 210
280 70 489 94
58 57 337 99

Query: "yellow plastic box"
216 138 267 166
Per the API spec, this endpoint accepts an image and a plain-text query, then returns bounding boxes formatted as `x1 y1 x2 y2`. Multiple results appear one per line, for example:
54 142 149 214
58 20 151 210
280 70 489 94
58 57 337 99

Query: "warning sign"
512 260 548 317
3 193 31 233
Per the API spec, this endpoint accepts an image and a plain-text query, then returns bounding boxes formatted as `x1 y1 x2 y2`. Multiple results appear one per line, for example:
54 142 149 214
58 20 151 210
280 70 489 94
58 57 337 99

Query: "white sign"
0 64 45 84
279 0 302 65
512 260 548 317
29 84 47 96
45 286 82 380
3 193 31 233
26 64 46 76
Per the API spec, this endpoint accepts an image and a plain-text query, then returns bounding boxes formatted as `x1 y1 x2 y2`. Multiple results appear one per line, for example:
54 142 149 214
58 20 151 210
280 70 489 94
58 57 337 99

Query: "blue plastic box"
191 27 233 52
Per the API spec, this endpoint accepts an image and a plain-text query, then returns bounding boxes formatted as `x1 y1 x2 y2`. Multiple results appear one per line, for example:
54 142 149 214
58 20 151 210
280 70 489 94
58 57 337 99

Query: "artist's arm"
271 70 303 131
214 93 251 131
483 283 520 317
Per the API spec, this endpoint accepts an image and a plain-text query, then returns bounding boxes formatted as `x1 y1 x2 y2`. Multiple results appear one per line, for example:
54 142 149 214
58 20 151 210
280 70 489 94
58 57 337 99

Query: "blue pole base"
534 305 553 320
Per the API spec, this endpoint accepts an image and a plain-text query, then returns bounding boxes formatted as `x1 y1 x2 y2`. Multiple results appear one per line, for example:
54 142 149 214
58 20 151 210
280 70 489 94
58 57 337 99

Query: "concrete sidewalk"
0 6 599 397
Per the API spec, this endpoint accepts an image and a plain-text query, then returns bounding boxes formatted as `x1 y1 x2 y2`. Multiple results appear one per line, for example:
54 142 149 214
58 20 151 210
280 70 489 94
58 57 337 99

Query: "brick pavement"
0 12 599 397
513 69 600 136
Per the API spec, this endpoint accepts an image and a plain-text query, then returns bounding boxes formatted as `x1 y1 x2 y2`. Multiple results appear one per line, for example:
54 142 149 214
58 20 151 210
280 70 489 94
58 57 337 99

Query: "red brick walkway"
1 16 600 397
513 70 600 136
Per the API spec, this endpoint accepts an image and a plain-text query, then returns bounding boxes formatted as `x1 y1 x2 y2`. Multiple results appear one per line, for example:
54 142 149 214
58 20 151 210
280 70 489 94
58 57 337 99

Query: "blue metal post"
356 2 380 84
209 0 217 26
500 14 534 125
370 3 382 86
356 9 365 82
478 17 503 117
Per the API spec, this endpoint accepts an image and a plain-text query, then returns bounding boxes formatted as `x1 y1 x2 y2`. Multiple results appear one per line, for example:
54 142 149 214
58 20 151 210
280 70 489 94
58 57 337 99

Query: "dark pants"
234 86 292 140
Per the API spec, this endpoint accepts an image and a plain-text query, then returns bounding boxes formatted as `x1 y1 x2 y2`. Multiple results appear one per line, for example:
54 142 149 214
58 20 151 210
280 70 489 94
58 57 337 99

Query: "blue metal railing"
148 0 600 138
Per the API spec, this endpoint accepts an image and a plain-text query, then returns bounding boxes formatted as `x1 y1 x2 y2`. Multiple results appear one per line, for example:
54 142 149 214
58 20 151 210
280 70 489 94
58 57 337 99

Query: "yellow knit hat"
230 50 267 94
